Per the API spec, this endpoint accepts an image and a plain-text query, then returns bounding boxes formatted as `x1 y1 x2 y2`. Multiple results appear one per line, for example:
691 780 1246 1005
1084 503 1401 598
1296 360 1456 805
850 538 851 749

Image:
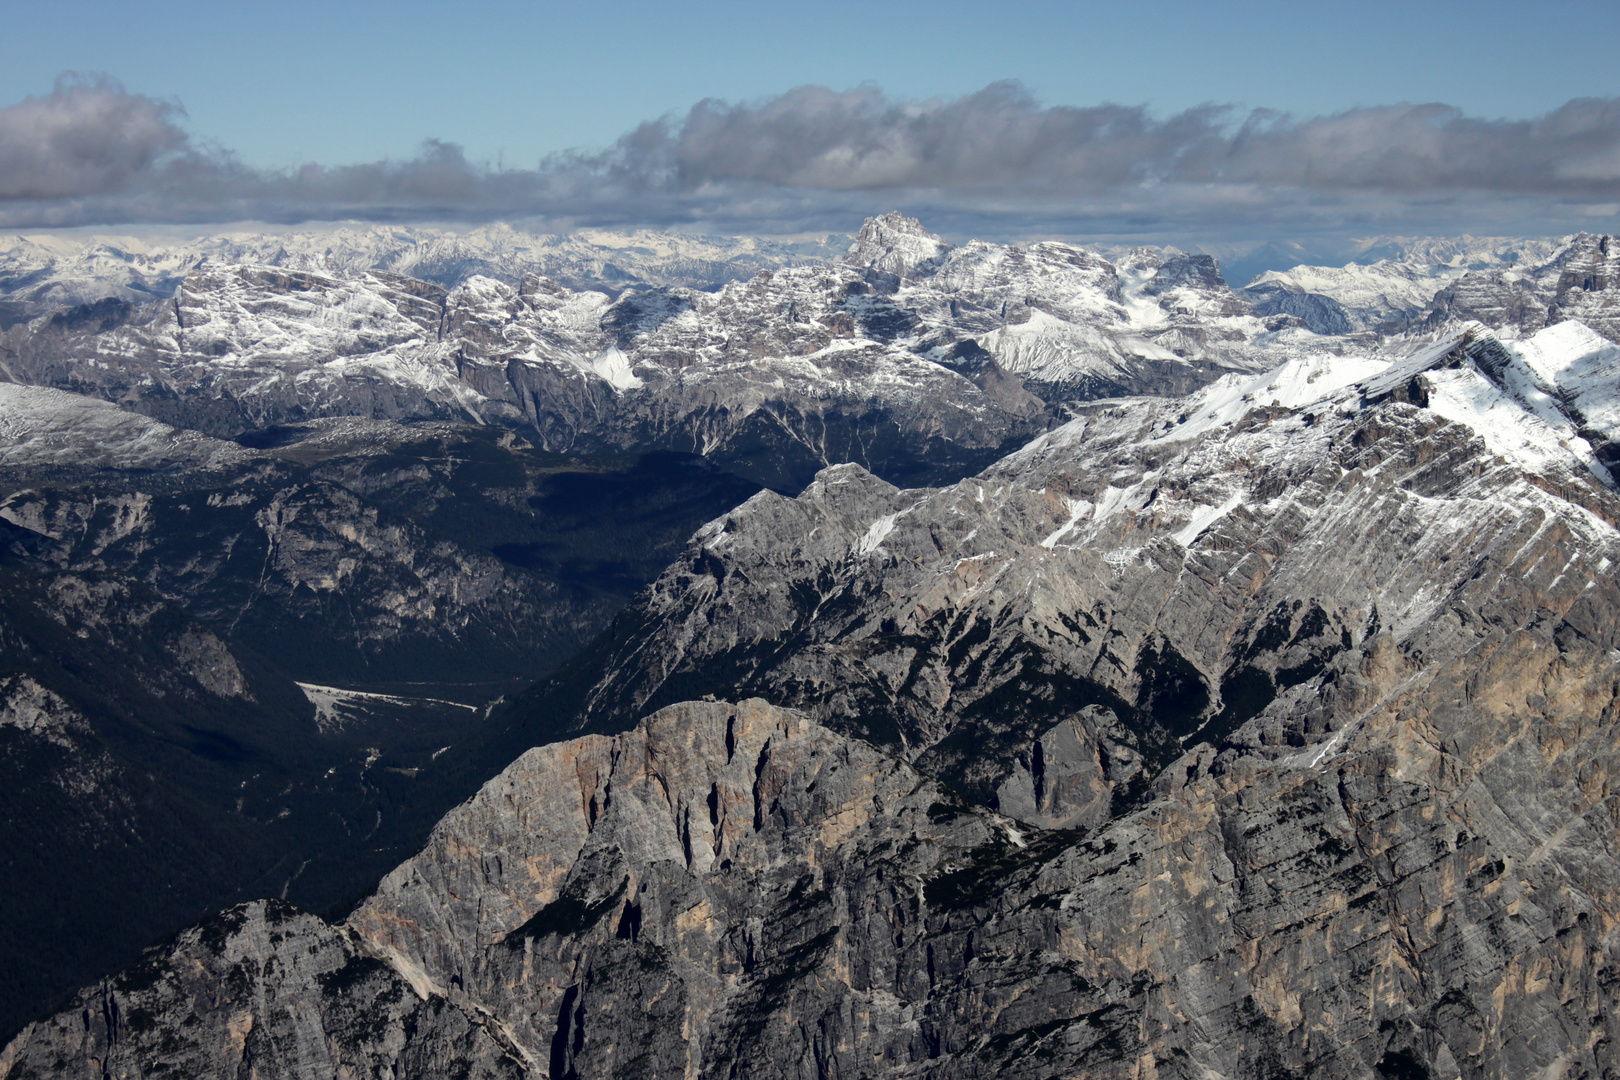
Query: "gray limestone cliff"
8 679 1620 1078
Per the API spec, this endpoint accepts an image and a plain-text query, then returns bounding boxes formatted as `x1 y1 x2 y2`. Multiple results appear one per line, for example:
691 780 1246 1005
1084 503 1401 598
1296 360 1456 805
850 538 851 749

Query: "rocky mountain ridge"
12 317 1616 1075
6 217 1613 501
487 321 1620 803
12 602 1620 1079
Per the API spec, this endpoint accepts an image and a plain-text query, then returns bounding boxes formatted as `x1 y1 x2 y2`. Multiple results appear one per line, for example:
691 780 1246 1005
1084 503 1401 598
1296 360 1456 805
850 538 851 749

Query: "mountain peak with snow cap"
841 211 950 278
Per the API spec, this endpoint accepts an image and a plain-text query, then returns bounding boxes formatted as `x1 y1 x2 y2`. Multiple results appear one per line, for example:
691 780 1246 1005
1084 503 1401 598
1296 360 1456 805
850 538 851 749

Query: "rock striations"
9 310 1620 1077
10 655 1620 1078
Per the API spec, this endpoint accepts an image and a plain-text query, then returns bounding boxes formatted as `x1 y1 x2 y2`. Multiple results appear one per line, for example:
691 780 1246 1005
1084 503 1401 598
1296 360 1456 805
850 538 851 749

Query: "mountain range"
2 214 1620 1078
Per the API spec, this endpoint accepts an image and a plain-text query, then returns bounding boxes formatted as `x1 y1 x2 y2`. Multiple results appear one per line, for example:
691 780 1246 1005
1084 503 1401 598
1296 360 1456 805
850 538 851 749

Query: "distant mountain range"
7 215 1615 495
0 222 847 327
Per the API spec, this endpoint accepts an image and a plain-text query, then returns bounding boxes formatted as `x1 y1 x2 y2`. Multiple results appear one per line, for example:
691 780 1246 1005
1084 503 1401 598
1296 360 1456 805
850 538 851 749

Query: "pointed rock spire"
840 212 949 278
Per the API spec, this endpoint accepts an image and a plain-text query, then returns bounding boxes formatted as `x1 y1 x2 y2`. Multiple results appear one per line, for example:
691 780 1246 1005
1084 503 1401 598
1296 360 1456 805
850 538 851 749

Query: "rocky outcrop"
12 660 1620 1078
1421 234 1620 344
841 211 950 280
1239 236 1577 335
0 900 523 1080
1548 233 1620 341
1424 270 1550 333
362 635 1620 1078
1243 280 1355 335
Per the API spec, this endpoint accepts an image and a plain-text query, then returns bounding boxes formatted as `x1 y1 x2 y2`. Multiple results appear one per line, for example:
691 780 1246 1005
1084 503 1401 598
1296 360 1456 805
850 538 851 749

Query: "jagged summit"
1138 251 1229 295
840 211 950 277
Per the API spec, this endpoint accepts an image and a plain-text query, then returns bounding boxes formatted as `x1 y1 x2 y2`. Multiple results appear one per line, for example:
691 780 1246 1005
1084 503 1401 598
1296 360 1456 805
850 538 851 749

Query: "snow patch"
1166 353 1389 443
297 682 477 734
586 346 642 390
1425 367 1594 479
1507 321 1620 441
1171 495 1243 547
1041 497 1095 549
856 513 899 557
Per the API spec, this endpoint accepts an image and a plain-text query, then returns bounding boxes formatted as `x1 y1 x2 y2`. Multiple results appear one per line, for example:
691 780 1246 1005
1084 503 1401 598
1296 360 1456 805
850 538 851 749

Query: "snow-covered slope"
0 383 248 473
6 216 1616 496
1345 233 1571 271
1510 320 1620 441
1244 261 1440 331
841 222 1341 394
0 214 1353 489
1240 233 1620 341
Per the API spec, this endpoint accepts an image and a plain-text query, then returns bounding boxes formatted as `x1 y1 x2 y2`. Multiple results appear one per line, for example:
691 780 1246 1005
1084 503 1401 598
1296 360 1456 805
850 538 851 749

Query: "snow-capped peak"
841 212 950 278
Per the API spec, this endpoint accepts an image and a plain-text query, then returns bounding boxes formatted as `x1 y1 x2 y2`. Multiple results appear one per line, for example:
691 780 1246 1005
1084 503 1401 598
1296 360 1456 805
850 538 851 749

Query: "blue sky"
4 0 1612 168
2 0 1618 242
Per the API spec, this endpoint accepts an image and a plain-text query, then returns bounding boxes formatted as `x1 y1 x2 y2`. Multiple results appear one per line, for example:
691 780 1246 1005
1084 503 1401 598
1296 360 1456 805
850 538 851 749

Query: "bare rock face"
350 697 994 1078
841 211 950 280
1423 233 1620 344
11 668 1620 1077
992 706 1145 829
1548 233 1620 341
1244 280 1356 335
0 901 522 1080
1425 269 1551 333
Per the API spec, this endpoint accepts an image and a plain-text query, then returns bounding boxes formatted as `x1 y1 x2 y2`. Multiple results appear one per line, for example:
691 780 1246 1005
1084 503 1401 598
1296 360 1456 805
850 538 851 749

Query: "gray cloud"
606 82 1620 198
0 76 188 200
2 77 1617 240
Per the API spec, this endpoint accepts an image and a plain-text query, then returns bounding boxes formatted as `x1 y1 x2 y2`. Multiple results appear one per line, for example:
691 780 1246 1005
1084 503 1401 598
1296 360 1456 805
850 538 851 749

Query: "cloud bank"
3 76 1618 239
